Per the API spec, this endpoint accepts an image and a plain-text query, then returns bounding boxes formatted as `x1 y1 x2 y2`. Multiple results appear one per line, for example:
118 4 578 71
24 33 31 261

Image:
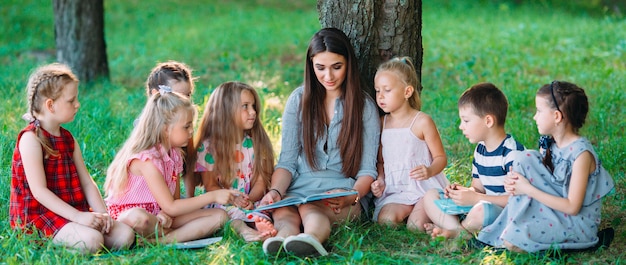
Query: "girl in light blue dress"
477 81 614 252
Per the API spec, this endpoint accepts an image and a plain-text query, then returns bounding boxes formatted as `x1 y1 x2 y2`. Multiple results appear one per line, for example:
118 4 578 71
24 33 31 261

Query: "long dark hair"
537 80 588 172
302 28 364 177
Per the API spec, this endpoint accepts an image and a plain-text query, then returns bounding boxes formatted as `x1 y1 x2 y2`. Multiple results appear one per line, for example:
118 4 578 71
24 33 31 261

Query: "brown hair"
24 63 79 157
195 81 274 189
302 28 365 177
145 61 195 96
458 82 508 127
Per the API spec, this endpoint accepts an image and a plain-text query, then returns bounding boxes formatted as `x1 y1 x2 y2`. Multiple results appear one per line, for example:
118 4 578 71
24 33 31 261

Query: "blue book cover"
434 198 473 215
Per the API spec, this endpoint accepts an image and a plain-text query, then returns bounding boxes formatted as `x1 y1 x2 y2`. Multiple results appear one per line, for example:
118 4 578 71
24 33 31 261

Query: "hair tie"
158 85 172 94
538 135 554 150
21 113 40 127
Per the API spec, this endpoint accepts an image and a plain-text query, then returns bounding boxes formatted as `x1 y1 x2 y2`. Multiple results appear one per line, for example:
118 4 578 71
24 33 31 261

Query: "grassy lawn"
1 0 624 264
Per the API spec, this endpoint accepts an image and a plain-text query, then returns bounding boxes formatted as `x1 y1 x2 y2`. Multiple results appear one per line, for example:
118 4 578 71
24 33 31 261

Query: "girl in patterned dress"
477 81 615 252
10 63 134 254
370 57 449 230
194 81 276 242
104 87 241 244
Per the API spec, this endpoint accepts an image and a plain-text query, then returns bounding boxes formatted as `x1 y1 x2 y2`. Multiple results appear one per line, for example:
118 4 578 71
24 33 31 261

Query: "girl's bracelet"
269 188 283 199
350 189 360 206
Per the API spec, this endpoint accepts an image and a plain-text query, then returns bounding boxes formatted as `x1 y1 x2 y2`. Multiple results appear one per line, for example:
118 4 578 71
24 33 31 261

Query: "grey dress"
477 137 615 252
275 86 380 211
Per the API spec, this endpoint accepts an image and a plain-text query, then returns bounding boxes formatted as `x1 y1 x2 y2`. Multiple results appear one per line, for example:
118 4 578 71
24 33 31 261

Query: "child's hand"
447 187 478 206
371 179 385 197
210 189 243 205
156 212 173 229
409 165 431 180
94 212 112 234
234 194 253 209
76 212 104 231
504 171 531 195
443 183 462 198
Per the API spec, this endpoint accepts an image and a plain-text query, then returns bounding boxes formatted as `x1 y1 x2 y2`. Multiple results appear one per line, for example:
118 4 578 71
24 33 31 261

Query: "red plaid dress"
10 124 89 237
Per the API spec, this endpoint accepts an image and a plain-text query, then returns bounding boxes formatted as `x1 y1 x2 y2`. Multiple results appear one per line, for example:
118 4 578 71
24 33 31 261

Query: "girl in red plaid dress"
104 87 241 244
10 63 135 254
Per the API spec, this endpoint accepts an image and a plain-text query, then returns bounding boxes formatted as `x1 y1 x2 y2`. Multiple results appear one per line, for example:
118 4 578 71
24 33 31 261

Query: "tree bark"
317 0 423 98
53 0 109 82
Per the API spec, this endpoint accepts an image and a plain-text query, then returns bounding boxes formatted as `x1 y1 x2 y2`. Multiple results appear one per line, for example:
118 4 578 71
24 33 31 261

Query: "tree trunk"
317 0 423 98
53 0 109 82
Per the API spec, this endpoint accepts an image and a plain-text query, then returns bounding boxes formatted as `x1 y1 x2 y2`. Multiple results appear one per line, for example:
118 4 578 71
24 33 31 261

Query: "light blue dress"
477 137 615 252
275 86 380 210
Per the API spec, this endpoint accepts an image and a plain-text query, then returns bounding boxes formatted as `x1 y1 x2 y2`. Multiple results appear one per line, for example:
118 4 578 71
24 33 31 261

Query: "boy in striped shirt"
423 82 525 239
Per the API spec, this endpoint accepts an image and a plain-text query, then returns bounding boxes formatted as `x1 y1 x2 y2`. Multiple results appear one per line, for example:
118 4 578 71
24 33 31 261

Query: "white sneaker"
262 236 285 255
283 233 328 257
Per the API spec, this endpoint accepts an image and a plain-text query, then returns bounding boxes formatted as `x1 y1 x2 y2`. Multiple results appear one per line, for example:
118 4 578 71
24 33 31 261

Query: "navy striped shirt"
472 135 525 195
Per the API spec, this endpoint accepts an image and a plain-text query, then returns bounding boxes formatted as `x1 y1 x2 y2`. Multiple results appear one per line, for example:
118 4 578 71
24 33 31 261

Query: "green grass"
1 0 625 264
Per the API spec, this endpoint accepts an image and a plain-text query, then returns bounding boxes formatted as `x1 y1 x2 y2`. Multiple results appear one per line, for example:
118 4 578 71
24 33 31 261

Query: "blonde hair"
195 81 274 189
376 56 422 110
105 91 196 197
24 63 78 157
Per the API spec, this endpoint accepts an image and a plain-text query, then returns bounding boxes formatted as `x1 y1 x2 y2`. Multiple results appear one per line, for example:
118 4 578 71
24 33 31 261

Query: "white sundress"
373 112 449 221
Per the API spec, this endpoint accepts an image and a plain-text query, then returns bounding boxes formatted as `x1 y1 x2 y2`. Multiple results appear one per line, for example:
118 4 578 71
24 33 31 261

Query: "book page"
252 190 357 212
304 190 357 202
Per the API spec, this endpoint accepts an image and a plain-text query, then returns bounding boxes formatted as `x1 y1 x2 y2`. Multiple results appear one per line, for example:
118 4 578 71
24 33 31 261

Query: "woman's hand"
370 179 385 197
322 189 358 214
259 189 282 207
409 165 431 180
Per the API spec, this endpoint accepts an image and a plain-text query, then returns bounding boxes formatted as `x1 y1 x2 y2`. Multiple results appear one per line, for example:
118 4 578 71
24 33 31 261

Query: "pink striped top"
105 145 182 209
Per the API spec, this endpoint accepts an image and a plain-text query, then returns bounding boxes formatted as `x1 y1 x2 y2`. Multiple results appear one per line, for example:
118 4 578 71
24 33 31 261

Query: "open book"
253 190 358 212
172 236 222 249
434 198 473 215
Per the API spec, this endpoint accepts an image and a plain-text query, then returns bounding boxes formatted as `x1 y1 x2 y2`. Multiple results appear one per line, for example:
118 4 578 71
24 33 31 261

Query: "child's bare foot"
254 216 277 240
431 226 459 239
423 223 436 235
239 227 264 242
232 220 264 242
504 240 525 253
